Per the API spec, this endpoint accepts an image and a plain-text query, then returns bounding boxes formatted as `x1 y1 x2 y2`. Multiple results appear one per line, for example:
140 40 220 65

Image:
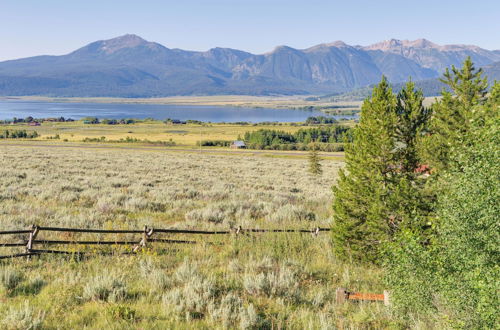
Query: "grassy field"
0 120 355 148
0 145 397 329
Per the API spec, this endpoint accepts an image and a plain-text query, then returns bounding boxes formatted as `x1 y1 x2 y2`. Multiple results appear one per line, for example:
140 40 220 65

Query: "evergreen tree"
422 57 488 172
390 81 434 233
308 144 322 175
332 77 398 262
332 78 431 262
395 81 431 174
485 80 500 116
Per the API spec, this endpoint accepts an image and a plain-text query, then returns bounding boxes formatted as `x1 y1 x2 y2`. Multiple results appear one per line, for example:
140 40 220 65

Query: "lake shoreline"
0 95 362 113
0 99 358 122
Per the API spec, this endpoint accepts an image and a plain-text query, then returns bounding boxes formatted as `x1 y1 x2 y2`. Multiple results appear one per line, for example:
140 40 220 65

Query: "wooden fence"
0 225 331 260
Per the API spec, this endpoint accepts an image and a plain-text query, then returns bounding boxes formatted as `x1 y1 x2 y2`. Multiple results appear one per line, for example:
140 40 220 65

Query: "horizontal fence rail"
0 225 331 260
0 230 32 235
36 227 144 234
32 240 140 245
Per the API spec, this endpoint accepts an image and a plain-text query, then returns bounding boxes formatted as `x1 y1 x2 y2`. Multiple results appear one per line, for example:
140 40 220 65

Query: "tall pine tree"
421 57 488 172
332 77 398 262
332 78 431 262
308 144 322 175
390 81 434 233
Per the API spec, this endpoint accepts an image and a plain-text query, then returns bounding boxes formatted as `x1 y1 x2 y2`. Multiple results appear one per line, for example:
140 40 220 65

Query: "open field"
0 121 355 148
0 145 396 329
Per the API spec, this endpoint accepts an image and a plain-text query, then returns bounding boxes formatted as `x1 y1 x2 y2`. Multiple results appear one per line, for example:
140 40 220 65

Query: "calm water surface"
0 100 357 123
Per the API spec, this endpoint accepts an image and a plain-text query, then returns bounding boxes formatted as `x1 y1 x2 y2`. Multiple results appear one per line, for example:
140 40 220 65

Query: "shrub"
106 305 137 321
208 292 243 327
83 274 127 302
0 268 24 291
266 204 315 222
149 269 172 293
139 258 172 294
162 275 217 320
239 304 262 330
243 264 300 301
162 261 221 320
1 302 45 330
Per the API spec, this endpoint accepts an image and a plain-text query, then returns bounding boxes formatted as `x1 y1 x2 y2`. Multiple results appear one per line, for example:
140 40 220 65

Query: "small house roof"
232 140 246 146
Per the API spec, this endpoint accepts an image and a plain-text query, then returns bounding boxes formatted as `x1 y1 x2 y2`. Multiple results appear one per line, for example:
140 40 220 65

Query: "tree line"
331 57 498 328
243 125 352 151
0 129 39 139
0 116 74 124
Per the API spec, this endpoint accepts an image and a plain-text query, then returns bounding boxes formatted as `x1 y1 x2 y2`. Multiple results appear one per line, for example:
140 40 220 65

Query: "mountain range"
0 34 499 97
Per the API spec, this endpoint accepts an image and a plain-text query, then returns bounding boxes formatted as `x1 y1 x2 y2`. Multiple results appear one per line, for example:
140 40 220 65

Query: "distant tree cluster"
243 126 351 151
0 116 74 124
82 136 175 146
304 116 338 125
197 140 232 147
82 117 136 125
0 129 39 139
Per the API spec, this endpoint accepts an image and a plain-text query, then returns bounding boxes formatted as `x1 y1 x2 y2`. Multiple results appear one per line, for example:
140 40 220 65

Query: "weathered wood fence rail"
0 225 331 260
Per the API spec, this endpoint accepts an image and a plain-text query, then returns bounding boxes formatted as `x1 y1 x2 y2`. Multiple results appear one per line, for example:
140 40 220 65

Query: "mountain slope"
0 35 498 97
364 39 500 73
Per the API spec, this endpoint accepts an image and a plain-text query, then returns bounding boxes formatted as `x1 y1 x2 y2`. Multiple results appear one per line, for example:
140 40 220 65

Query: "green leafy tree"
386 115 499 328
434 116 499 328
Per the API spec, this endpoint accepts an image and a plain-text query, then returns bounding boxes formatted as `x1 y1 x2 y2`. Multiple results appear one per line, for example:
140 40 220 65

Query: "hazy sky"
1 0 499 61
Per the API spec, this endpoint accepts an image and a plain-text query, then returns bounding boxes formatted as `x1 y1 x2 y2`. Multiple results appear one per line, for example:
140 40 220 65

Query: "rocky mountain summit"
0 35 498 97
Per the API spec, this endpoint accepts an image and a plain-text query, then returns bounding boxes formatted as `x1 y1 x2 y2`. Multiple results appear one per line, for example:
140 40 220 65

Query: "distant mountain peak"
98 34 151 54
408 38 438 48
269 45 298 53
304 41 351 52
322 41 348 48
70 34 164 57
364 38 440 51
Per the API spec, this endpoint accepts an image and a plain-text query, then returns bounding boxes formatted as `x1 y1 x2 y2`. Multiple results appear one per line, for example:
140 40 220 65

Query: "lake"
0 100 357 123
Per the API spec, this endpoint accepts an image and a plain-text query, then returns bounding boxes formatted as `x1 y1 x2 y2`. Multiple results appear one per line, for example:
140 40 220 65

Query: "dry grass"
0 145 400 328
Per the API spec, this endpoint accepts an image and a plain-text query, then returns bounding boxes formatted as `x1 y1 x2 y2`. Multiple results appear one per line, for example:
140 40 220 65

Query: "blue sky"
1 0 499 61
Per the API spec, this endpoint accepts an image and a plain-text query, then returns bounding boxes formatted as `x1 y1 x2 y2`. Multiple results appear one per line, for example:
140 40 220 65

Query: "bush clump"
0 268 24 291
83 274 127 302
1 302 45 330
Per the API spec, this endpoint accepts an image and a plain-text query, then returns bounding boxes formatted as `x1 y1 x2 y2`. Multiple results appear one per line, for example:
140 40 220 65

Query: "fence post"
133 225 150 253
383 290 390 306
26 225 39 256
336 287 347 304
232 226 242 237
312 227 320 237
